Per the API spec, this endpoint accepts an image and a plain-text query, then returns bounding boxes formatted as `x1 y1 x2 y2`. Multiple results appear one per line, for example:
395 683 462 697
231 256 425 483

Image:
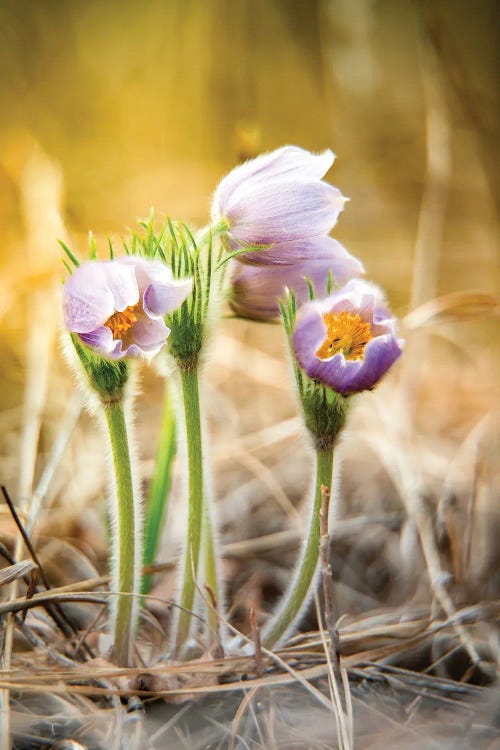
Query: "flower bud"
211 145 347 248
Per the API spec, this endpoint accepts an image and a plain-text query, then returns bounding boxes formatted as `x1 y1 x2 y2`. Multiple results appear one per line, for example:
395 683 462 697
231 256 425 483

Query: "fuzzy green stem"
104 401 137 667
142 382 176 595
262 446 334 649
175 367 205 652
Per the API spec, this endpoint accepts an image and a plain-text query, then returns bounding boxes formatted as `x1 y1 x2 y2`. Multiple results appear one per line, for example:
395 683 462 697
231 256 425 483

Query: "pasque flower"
230 236 364 320
211 145 346 248
61 250 192 666
292 279 403 394
261 279 402 648
63 257 192 359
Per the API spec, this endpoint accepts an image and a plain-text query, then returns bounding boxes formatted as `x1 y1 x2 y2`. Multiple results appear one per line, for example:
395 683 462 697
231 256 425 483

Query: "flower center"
104 304 139 339
316 311 372 361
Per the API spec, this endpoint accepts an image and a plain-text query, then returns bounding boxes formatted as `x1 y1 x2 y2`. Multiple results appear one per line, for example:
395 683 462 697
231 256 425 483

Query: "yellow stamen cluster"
316 311 372 361
105 304 139 339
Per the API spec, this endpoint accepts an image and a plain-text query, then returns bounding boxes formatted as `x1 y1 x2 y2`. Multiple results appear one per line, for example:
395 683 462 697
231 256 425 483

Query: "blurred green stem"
262 446 334 649
142 381 176 595
104 400 138 667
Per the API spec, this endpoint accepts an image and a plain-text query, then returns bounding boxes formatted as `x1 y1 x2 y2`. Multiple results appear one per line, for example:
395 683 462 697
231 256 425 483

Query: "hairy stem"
104 401 139 667
262 446 334 649
174 368 204 651
174 366 221 654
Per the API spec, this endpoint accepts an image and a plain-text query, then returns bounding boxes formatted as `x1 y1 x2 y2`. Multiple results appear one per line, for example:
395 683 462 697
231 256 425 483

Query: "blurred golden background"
0 0 498 629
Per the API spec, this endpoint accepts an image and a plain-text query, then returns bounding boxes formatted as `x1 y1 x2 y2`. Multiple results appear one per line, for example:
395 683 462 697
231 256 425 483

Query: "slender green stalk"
262 446 334 649
174 366 221 653
104 401 138 667
174 367 205 651
142 382 176 595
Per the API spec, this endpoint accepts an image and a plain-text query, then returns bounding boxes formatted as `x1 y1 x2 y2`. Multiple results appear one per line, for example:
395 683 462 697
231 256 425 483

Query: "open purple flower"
231 237 365 320
292 279 403 394
63 257 192 359
211 145 347 248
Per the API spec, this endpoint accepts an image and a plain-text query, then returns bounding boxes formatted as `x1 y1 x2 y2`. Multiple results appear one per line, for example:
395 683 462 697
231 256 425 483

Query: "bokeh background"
0 0 498 665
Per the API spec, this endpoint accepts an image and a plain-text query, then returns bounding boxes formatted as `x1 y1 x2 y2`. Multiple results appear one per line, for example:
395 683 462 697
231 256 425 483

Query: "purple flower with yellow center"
230 237 365 320
211 145 347 249
292 279 403 394
63 257 192 359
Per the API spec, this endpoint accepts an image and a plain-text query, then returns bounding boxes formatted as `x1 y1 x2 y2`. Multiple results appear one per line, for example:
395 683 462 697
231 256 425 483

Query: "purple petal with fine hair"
79 317 169 360
292 300 327 365
130 316 170 349
296 334 403 394
101 261 139 312
116 256 192 316
343 334 403 391
231 250 364 321
240 236 364 273
79 326 123 358
226 180 346 245
292 280 403 394
143 277 193 317
66 255 193 361
63 262 116 333
212 146 335 222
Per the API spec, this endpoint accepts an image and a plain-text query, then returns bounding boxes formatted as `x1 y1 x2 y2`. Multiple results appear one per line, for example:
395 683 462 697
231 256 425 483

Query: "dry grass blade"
0 560 37 587
315 594 350 750
229 685 260 750
404 290 499 330
1 294 57 750
1 486 94 657
27 393 83 537
319 483 341 673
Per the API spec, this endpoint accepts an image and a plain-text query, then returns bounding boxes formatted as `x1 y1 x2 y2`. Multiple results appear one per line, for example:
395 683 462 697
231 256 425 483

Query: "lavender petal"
226 180 346 245
231 252 364 321
63 263 116 333
212 146 334 222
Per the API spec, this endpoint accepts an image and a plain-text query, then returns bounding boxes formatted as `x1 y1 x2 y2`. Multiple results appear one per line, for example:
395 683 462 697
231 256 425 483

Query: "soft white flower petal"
212 146 335 222
226 180 346 245
143 277 193 317
102 261 140 312
63 262 116 333
131 316 170 348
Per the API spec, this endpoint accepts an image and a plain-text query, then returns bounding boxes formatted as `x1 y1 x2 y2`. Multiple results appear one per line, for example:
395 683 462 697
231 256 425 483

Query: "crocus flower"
231 237 365 320
211 145 347 248
63 257 192 359
292 279 403 394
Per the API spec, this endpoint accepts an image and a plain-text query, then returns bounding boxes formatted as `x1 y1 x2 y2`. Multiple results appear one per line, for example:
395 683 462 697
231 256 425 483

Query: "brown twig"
249 608 263 679
204 582 224 659
0 560 37 587
0 592 109 617
319 484 341 678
